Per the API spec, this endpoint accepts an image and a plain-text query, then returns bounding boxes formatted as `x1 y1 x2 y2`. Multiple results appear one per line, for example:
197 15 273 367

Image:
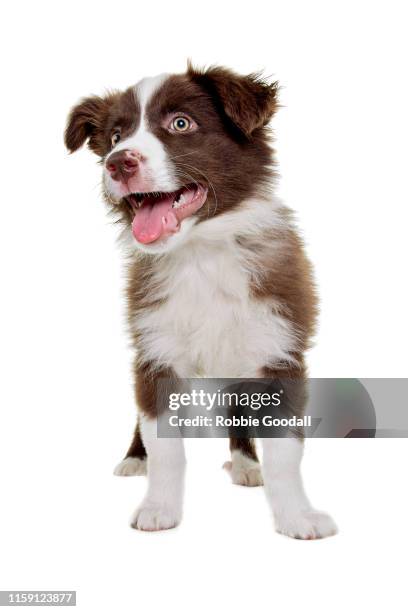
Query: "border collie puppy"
65 65 337 539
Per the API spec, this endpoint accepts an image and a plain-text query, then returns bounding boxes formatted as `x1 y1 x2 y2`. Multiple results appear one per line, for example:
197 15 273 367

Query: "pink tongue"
132 194 177 244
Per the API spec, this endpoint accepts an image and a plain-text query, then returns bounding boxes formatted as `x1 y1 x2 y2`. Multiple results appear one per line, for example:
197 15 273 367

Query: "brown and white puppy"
65 65 337 538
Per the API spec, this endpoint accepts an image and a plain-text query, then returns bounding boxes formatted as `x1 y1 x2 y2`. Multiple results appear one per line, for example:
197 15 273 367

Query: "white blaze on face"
104 73 177 199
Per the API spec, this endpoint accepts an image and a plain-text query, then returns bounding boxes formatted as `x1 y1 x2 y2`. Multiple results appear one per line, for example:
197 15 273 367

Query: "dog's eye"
171 116 191 132
111 131 121 146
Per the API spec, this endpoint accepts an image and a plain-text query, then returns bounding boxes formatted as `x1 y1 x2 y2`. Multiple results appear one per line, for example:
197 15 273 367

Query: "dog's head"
65 65 278 253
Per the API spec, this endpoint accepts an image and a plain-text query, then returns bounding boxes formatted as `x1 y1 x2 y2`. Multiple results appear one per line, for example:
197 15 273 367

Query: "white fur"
124 196 337 537
114 456 147 476
131 416 186 531
261 437 337 539
104 74 177 199
223 450 263 486
104 80 336 534
131 198 298 378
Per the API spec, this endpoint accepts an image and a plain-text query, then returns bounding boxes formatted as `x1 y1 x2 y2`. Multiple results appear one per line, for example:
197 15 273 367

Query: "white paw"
114 456 147 477
223 451 263 487
275 510 338 540
131 503 181 532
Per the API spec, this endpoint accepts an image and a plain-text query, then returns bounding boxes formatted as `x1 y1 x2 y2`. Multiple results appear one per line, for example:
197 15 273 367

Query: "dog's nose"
106 149 141 181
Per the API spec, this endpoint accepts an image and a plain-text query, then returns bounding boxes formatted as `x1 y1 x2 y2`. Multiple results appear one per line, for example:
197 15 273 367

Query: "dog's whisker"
168 150 200 161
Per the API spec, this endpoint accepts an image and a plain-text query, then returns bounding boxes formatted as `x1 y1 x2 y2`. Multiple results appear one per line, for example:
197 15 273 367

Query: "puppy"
65 64 337 538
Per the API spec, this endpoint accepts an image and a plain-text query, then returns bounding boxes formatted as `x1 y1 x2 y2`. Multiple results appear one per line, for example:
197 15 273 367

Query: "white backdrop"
1 1 407 610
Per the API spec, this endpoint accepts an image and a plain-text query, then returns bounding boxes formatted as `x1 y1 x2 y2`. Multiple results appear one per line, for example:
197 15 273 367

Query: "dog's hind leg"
223 438 263 487
114 419 147 476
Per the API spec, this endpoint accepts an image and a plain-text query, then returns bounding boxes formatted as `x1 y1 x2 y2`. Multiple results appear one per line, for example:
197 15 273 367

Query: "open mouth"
125 183 208 244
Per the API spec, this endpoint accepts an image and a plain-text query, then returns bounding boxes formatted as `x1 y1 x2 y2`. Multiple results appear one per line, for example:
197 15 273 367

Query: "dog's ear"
64 92 119 155
187 63 279 137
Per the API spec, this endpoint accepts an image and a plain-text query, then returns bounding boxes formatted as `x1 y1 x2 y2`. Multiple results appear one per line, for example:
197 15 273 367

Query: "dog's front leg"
131 365 186 532
131 416 185 531
261 367 337 539
262 437 335 539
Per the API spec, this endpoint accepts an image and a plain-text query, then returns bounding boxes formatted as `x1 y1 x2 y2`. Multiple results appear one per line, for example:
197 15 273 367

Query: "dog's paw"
130 503 181 532
275 510 338 540
223 460 263 486
114 456 147 477
223 452 263 487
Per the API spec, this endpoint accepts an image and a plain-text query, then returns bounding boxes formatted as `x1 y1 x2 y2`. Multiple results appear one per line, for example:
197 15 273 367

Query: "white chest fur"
132 233 297 378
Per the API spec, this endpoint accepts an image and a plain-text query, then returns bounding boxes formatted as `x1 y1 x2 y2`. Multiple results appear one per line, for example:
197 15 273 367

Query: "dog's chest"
133 242 296 377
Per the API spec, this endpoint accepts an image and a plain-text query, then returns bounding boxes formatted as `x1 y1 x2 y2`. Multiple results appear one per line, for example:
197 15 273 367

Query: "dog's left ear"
64 92 119 155
188 64 279 137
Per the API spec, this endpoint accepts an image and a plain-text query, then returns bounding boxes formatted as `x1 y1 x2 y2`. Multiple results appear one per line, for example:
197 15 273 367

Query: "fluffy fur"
65 64 336 538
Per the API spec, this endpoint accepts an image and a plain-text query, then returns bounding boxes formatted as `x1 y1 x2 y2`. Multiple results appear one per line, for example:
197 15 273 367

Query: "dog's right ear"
64 92 119 155
187 63 279 138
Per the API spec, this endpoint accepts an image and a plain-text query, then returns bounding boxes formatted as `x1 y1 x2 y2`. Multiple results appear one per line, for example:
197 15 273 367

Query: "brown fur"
64 87 139 156
125 420 146 460
229 438 259 462
239 221 318 358
187 63 279 136
65 65 317 466
145 70 278 223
